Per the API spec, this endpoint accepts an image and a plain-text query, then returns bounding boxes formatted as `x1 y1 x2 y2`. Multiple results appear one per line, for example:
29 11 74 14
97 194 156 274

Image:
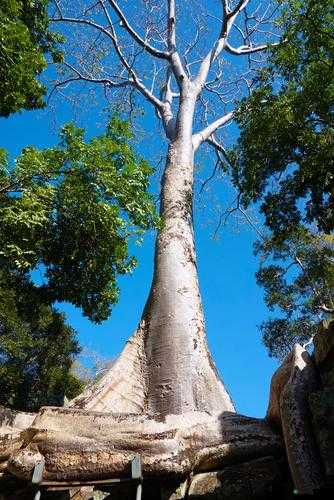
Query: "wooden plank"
43 477 133 488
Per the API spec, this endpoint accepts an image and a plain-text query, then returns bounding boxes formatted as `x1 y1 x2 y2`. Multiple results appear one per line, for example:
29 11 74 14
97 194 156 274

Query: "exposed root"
7 409 282 482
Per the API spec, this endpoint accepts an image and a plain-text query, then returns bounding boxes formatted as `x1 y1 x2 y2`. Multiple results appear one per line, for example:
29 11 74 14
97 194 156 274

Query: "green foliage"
0 0 63 116
0 269 83 411
0 117 159 410
230 0 334 358
255 229 334 359
0 117 160 322
232 0 334 234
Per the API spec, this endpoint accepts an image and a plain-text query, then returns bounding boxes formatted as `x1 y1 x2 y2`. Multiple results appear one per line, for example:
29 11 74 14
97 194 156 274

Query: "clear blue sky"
0 104 278 418
0 0 280 417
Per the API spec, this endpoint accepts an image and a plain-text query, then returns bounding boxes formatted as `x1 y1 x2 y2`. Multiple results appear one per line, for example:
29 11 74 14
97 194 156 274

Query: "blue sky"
0 105 279 418
0 0 282 417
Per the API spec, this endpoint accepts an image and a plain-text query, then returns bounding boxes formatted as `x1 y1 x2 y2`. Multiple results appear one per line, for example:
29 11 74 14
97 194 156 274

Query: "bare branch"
319 304 334 313
107 0 187 87
199 159 219 195
61 62 130 88
52 15 118 43
207 135 231 165
209 136 334 313
167 0 176 52
166 1 188 86
159 66 176 139
106 0 170 59
192 111 234 151
58 1 166 113
194 0 251 89
100 2 164 111
225 40 278 55
228 0 250 18
184 28 201 77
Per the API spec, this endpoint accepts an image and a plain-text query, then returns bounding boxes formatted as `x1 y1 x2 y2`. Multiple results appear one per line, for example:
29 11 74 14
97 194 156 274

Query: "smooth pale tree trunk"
70 87 234 416
3 87 286 491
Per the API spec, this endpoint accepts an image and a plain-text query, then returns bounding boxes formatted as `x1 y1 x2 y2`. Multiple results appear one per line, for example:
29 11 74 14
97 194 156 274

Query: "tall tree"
0 0 63 116
230 0 334 357
47 0 280 416
6 1 292 486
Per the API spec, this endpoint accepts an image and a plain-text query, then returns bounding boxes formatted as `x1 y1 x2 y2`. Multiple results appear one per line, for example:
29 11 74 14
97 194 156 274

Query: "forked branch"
193 111 234 150
106 0 169 59
194 0 277 90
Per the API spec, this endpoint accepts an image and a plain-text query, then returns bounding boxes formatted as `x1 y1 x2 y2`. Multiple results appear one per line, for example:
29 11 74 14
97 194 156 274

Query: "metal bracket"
31 457 45 500
131 454 143 500
31 454 143 499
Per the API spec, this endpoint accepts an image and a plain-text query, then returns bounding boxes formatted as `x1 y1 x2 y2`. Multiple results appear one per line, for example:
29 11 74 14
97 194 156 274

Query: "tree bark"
7 408 282 481
266 344 324 495
70 88 234 417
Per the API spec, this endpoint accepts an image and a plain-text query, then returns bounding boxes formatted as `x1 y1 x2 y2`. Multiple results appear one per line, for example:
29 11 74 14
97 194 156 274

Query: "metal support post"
31 457 45 500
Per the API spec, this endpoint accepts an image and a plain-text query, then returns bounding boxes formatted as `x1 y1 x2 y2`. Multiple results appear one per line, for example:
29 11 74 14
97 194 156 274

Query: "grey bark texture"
7 408 282 481
309 320 334 487
267 344 324 495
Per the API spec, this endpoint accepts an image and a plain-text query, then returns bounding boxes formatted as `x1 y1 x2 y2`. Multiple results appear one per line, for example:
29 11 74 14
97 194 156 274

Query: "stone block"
188 456 283 499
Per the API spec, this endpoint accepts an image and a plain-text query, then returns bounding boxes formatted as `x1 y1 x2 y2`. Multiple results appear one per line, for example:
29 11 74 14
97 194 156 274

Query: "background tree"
0 0 63 117
0 117 159 410
0 269 83 411
0 117 159 322
254 228 334 359
230 0 334 358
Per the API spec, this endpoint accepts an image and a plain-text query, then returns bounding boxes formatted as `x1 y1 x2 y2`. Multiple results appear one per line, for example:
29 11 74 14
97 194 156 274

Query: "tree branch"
100 2 164 111
167 0 176 52
225 40 277 55
160 66 176 139
165 0 188 86
228 0 250 18
106 0 170 59
192 111 234 151
194 0 251 88
61 62 131 88
53 2 165 113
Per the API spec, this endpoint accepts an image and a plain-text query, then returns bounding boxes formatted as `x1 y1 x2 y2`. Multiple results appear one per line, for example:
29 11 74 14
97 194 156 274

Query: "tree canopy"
231 0 334 358
0 0 62 117
233 0 334 235
0 117 159 410
0 269 83 411
0 117 159 323
254 229 334 359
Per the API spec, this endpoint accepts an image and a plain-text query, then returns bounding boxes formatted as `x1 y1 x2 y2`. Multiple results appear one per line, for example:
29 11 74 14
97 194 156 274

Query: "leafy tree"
230 0 334 358
233 0 334 235
0 118 159 410
0 269 83 411
0 0 63 116
0 117 159 323
255 228 334 359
